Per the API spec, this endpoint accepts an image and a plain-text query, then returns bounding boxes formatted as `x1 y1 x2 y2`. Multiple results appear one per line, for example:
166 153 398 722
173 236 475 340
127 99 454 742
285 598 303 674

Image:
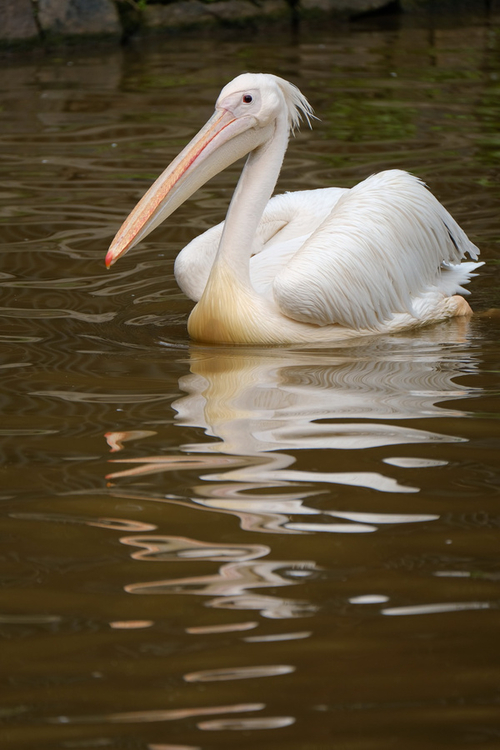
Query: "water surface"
1 9 500 750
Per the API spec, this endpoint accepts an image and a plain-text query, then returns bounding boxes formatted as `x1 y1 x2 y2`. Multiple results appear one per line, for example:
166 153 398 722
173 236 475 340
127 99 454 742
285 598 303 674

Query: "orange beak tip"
105 249 116 269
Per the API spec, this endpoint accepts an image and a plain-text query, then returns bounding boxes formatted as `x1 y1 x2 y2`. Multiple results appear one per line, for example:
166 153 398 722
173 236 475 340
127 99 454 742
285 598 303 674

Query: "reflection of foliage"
321 98 417 143
475 90 500 167
420 69 483 84
126 74 191 89
121 0 148 8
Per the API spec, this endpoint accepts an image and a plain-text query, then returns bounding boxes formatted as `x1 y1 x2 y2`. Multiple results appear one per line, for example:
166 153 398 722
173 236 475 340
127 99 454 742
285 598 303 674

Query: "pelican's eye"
242 94 253 104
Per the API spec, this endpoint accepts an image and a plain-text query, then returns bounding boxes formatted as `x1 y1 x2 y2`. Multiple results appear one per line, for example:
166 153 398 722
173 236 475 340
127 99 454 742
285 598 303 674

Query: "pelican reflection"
170 325 474 508
105 322 479 618
107 321 477 533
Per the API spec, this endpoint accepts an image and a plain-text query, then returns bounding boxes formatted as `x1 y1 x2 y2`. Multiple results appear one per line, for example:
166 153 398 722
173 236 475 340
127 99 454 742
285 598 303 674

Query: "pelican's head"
215 72 314 133
105 73 313 268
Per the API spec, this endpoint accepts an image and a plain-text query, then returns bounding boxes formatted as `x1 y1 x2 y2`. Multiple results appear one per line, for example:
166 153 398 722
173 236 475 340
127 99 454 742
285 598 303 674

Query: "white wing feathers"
174 223 223 301
273 170 480 331
175 169 480 331
175 186 346 301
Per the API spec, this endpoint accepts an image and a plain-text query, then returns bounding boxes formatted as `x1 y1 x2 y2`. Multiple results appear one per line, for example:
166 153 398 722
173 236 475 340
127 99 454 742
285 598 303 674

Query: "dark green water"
1 9 500 750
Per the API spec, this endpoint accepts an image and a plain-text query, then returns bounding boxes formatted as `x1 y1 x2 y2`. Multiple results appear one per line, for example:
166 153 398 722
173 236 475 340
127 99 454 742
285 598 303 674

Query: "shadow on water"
1 8 500 750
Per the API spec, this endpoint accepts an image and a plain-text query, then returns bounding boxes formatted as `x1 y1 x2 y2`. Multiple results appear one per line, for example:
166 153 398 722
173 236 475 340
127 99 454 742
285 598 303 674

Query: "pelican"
106 73 482 345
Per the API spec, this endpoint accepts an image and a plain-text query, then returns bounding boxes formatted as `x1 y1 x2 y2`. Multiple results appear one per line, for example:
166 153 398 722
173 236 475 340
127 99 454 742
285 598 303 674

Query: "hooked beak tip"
105 249 117 269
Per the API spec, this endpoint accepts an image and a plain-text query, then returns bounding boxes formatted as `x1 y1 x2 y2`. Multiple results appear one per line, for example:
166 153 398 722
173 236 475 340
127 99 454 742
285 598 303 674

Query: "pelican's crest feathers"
270 74 315 132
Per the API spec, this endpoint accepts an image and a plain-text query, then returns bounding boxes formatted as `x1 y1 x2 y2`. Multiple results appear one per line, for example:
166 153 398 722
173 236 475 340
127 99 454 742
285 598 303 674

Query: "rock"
143 0 290 29
259 0 291 17
0 0 39 42
301 0 394 14
38 0 122 37
207 0 263 21
142 1 215 29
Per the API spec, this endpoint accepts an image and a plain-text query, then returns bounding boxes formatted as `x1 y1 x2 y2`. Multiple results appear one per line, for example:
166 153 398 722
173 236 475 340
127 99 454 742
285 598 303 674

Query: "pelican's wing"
273 170 481 331
174 222 224 301
174 187 346 301
250 187 347 296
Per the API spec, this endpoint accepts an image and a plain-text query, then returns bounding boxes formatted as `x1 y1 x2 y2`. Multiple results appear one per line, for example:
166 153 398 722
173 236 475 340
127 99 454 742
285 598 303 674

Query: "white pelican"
106 73 482 345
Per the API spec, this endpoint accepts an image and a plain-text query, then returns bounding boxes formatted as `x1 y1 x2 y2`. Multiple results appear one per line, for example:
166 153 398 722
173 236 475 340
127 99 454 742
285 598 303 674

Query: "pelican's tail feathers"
438 260 485 297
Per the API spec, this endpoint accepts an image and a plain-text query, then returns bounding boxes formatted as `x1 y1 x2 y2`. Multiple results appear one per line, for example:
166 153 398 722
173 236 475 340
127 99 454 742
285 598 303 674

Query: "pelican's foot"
450 295 473 317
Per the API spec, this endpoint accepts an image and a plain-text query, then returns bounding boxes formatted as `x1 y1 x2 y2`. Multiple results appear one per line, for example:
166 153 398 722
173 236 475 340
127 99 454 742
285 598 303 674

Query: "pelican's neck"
188 114 292 344
211 115 290 285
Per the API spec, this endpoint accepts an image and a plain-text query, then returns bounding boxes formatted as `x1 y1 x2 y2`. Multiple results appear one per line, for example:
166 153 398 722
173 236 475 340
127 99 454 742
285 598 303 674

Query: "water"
1 8 500 750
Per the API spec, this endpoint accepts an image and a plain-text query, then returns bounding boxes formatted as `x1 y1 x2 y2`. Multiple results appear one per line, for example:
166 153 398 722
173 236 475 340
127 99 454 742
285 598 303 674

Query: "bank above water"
0 0 493 47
